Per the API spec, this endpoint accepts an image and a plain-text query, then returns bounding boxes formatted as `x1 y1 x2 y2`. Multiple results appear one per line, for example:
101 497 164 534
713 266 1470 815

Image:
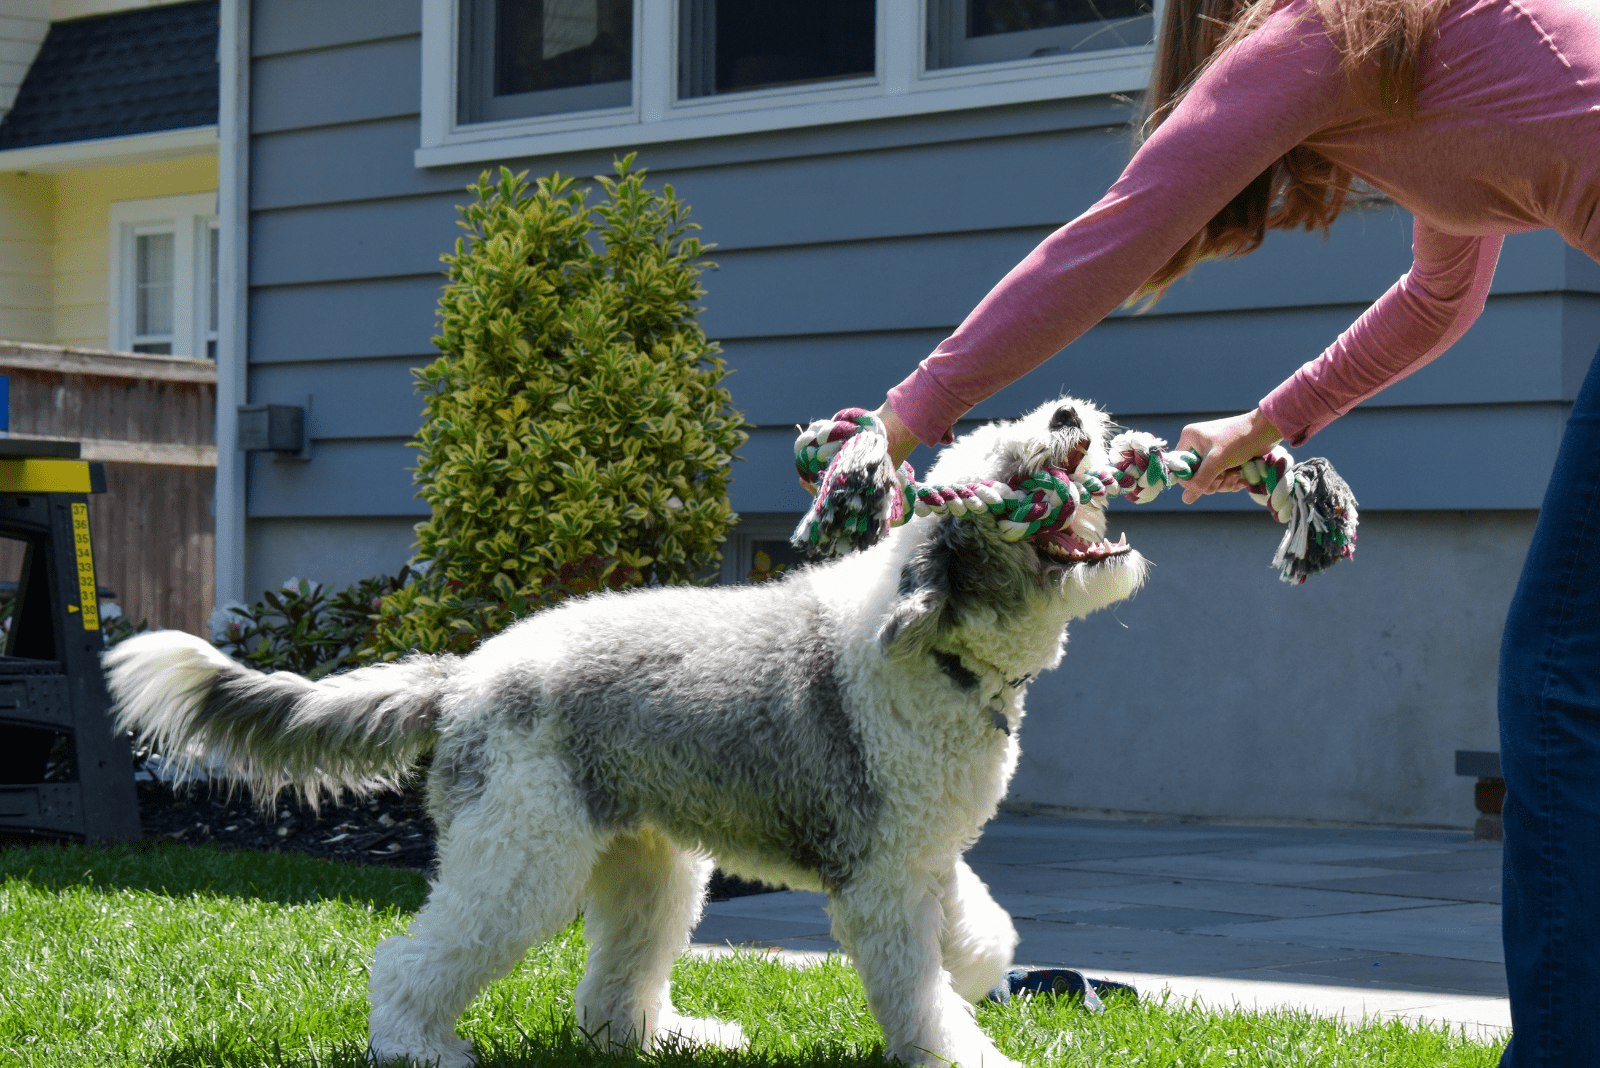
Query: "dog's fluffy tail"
103 630 459 803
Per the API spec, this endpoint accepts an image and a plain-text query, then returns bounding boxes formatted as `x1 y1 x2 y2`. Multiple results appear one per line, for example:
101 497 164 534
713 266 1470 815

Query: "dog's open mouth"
1033 527 1133 564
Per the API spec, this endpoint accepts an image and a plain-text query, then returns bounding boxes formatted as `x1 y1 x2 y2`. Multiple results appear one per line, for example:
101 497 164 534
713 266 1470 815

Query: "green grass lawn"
0 842 1505 1068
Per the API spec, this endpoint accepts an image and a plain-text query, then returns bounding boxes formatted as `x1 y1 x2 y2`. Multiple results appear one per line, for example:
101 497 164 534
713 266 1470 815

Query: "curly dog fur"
104 396 1147 1068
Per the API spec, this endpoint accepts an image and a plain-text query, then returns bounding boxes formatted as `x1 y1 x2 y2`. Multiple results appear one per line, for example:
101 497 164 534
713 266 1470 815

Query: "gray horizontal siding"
246 516 422 595
251 275 443 361
253 116 469 210
250 356 429 440
252 0 419 58
248 440 424 518
664 127 1130 251
251 195 458 284
251 35 418 134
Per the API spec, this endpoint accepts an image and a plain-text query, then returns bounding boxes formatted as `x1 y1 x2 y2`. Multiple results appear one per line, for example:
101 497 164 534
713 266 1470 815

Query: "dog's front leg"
938 859 1019 1003
831 872 1024 1068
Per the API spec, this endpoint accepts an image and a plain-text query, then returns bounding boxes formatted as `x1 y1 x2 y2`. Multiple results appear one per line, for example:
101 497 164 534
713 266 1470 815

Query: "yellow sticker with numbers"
70 502 99 631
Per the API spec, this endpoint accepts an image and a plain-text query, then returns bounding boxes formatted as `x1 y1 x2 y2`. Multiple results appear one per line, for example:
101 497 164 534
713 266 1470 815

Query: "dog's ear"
879 518 1035 654
879 541 951 654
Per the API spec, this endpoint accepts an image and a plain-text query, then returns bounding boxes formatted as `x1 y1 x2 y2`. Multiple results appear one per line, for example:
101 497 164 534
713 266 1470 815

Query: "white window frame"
416 0 1159 169
108 192 219 359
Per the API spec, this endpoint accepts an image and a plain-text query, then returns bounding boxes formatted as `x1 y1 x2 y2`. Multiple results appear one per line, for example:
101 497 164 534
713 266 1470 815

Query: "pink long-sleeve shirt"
887 0 1600 447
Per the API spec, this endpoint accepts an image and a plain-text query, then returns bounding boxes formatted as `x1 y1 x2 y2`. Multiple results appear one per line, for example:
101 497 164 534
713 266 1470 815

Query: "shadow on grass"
145 1022 896 1068
0 839 428 911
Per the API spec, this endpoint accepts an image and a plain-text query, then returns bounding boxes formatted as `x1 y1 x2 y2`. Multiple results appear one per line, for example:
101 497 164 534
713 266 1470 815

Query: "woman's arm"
1178 222 1502 496
1259 222 1503 445
883 0 1353 448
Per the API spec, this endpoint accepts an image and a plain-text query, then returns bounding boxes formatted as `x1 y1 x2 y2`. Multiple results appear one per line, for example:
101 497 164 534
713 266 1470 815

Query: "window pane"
680 0 875 99
929 0 1152 69
133 342 173 355
135 232 174 338
207 224 219 335
494 0 630 97
968 0 1144 37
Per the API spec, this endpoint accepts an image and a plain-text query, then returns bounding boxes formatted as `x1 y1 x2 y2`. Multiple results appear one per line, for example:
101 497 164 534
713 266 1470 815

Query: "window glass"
460 0 633 123
928 0 1153 69
679 0 875 100
134 231 175 355
206 223 219 361
496 0 630 95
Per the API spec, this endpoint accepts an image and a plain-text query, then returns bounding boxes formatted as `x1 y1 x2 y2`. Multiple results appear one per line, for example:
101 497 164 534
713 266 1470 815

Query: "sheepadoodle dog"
104 396 1147 1068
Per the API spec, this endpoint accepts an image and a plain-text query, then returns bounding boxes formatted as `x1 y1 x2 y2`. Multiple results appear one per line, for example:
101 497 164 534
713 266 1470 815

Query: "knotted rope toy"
791 409 1359 584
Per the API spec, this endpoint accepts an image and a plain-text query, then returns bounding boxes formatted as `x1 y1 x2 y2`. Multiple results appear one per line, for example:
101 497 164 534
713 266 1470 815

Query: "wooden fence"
0 341 217 637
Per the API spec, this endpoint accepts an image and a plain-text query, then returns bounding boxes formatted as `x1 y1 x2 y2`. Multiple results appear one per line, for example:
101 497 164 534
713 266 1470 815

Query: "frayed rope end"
1270 455 1359 584
791 410 906 558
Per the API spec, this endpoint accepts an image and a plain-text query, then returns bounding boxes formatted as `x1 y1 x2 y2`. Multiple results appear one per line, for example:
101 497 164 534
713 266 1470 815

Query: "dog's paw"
941 1050 1024 1068
655 1011 747 1051
366 1035 477 1068
979 1053 1025 1068
893 1040 1023 1068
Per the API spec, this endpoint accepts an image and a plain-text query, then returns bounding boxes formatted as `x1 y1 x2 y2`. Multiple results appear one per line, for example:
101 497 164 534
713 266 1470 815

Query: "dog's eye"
1049 406 1081 432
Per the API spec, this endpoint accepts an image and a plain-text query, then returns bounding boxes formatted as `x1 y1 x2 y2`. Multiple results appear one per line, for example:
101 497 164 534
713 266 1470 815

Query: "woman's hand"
800 400 918 498
1175 408 1285 504
873 400 918 471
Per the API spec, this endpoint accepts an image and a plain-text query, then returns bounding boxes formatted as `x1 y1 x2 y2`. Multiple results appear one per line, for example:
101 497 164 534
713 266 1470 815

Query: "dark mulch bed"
130 775 778 900
135 777 438 871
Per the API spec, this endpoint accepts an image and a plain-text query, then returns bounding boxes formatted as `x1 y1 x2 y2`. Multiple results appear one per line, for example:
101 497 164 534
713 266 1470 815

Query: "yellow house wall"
0 172 55 342
49 153 216 350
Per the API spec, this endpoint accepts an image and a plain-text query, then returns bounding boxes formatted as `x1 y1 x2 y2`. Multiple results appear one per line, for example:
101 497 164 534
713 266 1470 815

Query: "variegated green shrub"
370 158 745 659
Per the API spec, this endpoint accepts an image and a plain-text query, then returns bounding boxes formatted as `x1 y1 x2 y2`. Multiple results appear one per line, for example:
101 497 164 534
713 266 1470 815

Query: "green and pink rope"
791 408 1359 584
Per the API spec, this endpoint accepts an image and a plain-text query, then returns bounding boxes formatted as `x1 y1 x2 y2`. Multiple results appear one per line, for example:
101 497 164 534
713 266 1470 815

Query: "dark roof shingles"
0 0 218 150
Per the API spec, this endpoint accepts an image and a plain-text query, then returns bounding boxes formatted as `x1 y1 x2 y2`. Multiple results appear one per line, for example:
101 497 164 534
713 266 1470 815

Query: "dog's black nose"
1049 406 1081 432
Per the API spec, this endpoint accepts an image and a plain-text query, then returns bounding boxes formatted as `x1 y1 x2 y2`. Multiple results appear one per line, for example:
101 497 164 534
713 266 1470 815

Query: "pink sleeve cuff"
1259 377 1340 447
887 365 971 447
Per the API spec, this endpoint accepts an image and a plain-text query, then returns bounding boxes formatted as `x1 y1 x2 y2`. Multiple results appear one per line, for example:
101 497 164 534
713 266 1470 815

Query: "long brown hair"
1132 0 1447 302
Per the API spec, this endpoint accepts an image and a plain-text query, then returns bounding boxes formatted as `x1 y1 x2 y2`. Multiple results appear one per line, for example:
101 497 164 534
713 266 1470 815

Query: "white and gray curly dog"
104 396 1147 1068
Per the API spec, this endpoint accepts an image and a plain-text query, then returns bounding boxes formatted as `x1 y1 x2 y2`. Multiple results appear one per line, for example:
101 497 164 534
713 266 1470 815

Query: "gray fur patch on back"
429 717 491 830
486 592 879 892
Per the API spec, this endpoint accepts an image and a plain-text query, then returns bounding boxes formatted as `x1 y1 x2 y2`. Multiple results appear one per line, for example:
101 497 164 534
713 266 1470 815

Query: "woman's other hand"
1175 408 1285 504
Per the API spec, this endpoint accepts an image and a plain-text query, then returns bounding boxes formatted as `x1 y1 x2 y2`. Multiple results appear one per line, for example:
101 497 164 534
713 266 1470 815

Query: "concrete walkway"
690 813 1507 1038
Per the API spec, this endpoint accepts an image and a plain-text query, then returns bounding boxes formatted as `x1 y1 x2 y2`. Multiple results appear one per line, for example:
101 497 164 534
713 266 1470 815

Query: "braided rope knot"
792 409 1359 584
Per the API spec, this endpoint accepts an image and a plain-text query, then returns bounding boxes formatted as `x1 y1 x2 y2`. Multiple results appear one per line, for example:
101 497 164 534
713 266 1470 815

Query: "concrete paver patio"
690 812 1508 1037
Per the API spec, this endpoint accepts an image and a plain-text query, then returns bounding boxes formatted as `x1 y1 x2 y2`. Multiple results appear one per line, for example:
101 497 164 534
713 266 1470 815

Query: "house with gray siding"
215 0 1582 830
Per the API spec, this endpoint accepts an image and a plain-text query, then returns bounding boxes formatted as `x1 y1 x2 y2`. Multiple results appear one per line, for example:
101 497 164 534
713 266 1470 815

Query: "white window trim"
416 0 1158 169
107 192 219 359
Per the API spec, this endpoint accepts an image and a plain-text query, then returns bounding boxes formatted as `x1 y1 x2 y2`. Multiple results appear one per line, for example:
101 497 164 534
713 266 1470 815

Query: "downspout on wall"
214 0 248 609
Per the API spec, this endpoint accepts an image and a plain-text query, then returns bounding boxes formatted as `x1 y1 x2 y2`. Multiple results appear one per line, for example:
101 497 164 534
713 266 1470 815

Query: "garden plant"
371 157 745 659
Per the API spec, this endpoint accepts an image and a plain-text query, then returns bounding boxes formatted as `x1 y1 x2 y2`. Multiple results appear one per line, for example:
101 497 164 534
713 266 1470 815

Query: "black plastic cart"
0 439 140 841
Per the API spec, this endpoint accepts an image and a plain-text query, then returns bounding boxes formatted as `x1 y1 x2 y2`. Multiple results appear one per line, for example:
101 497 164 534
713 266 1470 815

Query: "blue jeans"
1499 347 1600 1066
